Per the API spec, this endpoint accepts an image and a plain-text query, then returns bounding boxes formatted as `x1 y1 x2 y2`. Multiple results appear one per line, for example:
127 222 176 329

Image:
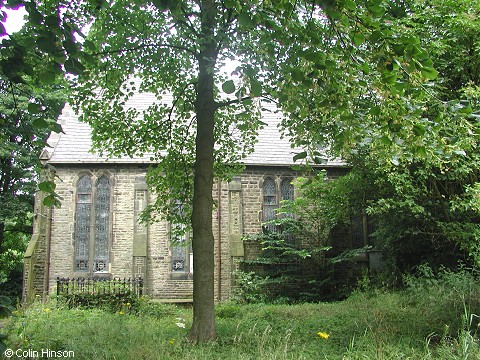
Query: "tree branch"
140 81 197 146
179 4 201 37
215 7 235 53
214 95 253 109
95 42 198 57
168 81 197 143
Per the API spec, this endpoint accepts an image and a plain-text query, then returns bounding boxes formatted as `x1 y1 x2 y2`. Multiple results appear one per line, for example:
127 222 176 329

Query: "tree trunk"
188 0 218 344
0 222 4 253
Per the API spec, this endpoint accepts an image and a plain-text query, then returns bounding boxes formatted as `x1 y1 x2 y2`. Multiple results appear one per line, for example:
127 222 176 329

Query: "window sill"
71 272 112 280
169 272 193 280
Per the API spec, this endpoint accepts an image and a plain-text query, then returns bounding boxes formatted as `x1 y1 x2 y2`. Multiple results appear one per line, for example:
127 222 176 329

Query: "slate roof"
44 92 344 167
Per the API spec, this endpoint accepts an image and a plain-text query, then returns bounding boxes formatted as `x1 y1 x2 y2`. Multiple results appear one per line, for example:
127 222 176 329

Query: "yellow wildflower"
168 338 175 345
43 308 51 313
317 331 330 340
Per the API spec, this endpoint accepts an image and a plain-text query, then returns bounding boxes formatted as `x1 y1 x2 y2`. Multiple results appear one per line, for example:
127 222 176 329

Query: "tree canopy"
0 29 64 295
286 0 480 275
4 0 470 342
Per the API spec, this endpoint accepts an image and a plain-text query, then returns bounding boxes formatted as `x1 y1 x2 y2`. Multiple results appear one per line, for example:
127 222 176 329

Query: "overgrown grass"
3 268 480 359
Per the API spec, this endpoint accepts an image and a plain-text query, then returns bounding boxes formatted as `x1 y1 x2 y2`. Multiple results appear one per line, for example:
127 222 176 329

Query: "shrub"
403 264 480 337
57 292 142 314
0 295 14 354
231 270 267 304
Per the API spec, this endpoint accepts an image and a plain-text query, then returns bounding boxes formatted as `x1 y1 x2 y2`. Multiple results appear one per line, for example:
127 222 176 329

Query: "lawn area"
3 282 480 359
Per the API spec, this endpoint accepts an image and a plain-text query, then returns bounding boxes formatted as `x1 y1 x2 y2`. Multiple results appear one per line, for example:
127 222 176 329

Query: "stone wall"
23 188 51 302
25 163 349 302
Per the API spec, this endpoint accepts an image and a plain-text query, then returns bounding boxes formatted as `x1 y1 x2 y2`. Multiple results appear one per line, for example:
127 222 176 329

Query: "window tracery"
74 174 111 273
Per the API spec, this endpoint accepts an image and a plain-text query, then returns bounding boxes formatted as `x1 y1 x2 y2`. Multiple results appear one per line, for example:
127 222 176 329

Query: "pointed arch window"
170 201 193 279
262 177 295 233
74 176 92 272
281 178 294 202
94 176 110 272
263 177 278 232
74 174 111 273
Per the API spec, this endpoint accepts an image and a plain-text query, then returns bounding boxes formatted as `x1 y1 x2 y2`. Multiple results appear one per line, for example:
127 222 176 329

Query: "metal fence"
56 277 143 297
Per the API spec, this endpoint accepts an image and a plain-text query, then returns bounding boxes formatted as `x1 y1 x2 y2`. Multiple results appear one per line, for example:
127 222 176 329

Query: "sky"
2 7 27 35
0 6 239 76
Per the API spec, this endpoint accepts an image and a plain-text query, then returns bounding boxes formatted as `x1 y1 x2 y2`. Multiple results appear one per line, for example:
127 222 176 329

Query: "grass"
3 289 479 360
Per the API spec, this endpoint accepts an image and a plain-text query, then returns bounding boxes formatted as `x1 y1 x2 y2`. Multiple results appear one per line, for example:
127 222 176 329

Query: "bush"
57 292 142 314
403 264 480 337
237 228 334 303
0 295 14 354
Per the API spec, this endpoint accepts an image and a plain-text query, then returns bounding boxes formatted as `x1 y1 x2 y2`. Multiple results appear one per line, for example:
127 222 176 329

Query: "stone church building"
23 94 350 303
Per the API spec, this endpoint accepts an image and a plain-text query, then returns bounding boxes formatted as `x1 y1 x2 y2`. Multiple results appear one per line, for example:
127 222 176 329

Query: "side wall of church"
35 164 346 301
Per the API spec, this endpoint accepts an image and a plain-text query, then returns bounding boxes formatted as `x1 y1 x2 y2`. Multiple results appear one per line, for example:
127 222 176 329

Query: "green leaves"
151 0 178 11
352 33 365 47
27 103 42 114
250 78 262 97
370 106 381 116
38 180 61 207
36 36 58 53
238 12 255 28
291 69 304 82
420 66 438 80
366 0 385 17
32 118 50 129
38 180 56 193
412 124 426 137
293 151 307 162
38 70 56 84
344 0 356 11
222 80 236 94
64 57 85 75
0 295 13 351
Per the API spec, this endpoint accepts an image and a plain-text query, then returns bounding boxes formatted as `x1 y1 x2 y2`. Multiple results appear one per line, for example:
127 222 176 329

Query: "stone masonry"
23 94 348 302
27 163 342 301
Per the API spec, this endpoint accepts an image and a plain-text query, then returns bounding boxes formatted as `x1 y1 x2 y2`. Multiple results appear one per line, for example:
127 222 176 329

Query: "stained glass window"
94 176 110 272
74 174 111 273
74 175 92 272
280 178 295 223
170 202 192 273
263 177 295 233
172 233 188 272
280 178 294 202
263 177 277 232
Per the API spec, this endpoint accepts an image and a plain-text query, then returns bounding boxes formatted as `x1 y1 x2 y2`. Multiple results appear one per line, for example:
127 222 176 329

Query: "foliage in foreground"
284 0 480 276
3 266 480 359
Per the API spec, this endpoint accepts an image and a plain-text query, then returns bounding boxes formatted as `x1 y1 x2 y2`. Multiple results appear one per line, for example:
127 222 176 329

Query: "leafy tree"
0 80 64 295
282 0 480 276
0 7 65 296
367 0 480 271
17 0 440 342
237 185 336 303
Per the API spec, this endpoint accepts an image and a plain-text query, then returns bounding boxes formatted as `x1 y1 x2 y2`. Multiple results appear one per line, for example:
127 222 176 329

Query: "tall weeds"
3 266 480 359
